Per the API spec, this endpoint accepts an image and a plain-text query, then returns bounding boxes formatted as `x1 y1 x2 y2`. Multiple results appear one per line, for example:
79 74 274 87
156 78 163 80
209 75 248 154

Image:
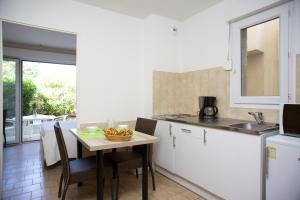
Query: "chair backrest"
133 118 157 161
134 118 157 136
54 122 70 181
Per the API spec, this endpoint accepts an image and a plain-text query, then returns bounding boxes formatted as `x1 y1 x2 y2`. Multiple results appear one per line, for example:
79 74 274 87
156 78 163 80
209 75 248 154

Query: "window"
241 18 280 97
230 2 292 107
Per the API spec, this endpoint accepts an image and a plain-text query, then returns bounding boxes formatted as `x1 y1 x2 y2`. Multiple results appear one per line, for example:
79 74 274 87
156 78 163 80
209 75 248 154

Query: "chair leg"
135 168 139 179
58 173 63 197
112 164 119 200
111 176 119 200
110 178 114 200
149 163 156 191
61 183 69 200
116 176 119 200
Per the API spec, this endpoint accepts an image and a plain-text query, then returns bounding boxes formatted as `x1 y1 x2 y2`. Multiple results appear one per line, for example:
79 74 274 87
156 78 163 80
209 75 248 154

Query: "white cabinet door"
173 123 205 184
154 120 175 172
155 121 263 200
202 128 262 200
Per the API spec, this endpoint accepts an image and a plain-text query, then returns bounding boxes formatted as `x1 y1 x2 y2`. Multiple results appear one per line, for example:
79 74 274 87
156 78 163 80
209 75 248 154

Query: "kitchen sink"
229 122 278 132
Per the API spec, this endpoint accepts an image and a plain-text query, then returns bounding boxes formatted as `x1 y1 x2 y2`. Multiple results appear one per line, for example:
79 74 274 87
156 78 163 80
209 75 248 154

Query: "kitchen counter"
153 115 279 135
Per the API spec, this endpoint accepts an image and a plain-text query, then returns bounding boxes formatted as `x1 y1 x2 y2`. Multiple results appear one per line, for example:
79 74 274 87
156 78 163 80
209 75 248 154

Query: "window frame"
230 2 291 108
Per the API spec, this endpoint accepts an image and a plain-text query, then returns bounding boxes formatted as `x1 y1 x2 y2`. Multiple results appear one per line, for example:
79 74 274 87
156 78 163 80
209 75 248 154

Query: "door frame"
0 19 3 197
3 57 22 144
0 18 77 197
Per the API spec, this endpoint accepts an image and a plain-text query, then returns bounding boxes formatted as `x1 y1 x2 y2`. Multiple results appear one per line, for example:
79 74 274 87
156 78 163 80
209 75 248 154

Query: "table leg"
77 140 83 187
142 144 149 200
96 150 104 200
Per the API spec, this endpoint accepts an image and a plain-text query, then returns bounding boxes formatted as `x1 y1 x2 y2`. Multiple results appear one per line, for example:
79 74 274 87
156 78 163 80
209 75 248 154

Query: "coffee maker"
199 96 218 119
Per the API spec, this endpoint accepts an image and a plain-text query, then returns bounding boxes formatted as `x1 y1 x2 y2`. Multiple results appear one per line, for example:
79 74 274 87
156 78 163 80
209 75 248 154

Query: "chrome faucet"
248 112 264 124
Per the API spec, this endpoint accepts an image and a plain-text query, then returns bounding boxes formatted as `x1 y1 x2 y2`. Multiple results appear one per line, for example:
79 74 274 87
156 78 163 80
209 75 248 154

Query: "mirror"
241 18 280 96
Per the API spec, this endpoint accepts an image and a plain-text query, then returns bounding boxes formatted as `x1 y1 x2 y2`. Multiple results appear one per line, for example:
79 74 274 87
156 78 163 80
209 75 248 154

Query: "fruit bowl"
103 128 134 141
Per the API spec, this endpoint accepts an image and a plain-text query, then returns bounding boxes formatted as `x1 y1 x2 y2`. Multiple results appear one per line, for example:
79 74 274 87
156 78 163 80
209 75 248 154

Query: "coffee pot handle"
214 106 218 115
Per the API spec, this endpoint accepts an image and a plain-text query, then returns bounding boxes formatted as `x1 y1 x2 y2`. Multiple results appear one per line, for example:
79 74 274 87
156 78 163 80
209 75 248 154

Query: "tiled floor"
3 142 204 200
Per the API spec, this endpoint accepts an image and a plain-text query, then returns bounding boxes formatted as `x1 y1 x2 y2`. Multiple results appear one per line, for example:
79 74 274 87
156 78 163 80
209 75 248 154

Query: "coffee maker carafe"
199 96 218 119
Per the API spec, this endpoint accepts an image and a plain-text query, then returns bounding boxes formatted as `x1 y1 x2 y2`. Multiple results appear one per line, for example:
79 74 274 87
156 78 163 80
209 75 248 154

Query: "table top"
70 128 159 151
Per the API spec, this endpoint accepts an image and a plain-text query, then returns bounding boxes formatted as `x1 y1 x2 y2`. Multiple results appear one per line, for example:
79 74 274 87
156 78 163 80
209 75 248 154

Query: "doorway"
2 21 76 144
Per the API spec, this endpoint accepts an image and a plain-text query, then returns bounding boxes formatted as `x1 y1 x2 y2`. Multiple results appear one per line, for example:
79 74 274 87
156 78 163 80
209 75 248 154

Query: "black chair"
3 109 7 147
54 122 112 200
106 118 157 199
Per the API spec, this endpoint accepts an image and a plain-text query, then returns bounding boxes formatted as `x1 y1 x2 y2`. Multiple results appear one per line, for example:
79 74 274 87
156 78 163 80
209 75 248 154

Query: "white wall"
143 15 182 117
144 15 182 73
181 0 283 72
3 47 76 65
0 0 144 124
1 0 298 120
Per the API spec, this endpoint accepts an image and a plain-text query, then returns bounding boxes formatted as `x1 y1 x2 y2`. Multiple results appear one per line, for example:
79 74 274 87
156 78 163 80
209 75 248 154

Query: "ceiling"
74 0 222 20
3 22 76 51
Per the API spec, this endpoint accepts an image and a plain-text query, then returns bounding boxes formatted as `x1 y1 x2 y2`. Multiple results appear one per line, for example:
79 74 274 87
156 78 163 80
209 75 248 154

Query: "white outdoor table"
70 128 159 200
23 114 56 121
22 114 56 125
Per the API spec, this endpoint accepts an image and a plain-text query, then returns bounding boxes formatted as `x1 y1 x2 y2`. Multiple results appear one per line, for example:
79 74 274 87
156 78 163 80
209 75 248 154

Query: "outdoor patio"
5 124 41 143
5 114 71 143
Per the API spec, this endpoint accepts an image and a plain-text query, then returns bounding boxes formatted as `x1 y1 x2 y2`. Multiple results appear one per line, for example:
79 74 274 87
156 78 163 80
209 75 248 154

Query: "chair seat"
69 156 111 184
70 157 96 174
105 151 142 164
70 156 112 173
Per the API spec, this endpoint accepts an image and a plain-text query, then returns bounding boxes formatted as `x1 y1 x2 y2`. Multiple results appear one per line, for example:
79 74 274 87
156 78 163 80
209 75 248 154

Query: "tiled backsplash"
153 67 280 123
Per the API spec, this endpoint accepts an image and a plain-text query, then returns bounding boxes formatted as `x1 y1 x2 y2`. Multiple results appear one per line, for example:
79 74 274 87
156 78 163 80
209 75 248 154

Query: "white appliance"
266 135 300 200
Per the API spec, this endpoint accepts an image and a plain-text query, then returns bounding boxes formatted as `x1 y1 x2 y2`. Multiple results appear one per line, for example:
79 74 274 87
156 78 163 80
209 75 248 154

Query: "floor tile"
3 142 205 200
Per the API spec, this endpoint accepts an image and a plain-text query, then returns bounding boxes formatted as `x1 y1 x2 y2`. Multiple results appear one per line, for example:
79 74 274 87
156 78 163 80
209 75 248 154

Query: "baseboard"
155 165 223 200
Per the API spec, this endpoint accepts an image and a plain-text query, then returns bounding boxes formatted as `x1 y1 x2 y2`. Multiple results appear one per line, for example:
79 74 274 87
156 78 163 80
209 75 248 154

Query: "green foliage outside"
3 77 16 118
23 79 38 116
3 61 76 118
3 77 75 118
36 81 76 116
3 77 37 118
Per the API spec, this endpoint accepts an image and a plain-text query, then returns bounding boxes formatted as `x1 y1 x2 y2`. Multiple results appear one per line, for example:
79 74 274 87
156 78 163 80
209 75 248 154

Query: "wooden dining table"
70 128 159 200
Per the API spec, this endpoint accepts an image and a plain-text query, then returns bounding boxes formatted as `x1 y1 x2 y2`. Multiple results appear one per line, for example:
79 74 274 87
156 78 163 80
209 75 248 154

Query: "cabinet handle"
169 124 172 137
298 158 300 161
173 136 176 148
181 128 191 133
203 129 207 145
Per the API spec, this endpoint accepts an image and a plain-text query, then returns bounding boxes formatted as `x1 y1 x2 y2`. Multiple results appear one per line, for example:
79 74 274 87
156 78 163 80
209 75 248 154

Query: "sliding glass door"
3 58 76 144
3 58 21 144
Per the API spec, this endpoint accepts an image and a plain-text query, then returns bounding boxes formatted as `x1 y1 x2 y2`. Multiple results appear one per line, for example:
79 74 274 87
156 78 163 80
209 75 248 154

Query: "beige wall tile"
153 67 280 123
